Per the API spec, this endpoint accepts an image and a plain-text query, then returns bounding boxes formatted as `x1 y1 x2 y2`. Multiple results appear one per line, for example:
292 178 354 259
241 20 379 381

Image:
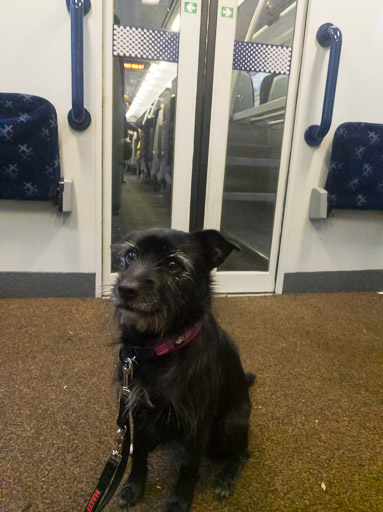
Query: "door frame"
95 0 105 298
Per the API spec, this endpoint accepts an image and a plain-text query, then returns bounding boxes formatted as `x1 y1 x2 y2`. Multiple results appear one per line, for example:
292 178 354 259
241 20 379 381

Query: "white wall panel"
0 0 102 276
277 0 383 289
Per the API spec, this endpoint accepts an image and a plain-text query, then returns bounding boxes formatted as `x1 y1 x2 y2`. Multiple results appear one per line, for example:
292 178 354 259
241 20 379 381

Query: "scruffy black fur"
112 228 254 512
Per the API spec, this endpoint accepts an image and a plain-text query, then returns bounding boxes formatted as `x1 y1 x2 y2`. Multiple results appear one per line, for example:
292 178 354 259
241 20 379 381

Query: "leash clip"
122 356 136 396
111 426 127 462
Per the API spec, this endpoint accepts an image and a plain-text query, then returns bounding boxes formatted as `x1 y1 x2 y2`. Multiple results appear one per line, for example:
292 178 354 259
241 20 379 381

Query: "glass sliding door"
103 0 306 294
103 0 202 287
221 0 296 272
111 0 180 271
205 0 305 292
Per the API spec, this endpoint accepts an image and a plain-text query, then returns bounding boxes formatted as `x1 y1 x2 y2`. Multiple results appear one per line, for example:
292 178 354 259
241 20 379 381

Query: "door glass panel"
111 0 180 272
220 0 297 271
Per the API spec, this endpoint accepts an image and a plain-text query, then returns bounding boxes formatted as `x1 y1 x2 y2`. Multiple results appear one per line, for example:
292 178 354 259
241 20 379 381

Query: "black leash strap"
83 357 136 512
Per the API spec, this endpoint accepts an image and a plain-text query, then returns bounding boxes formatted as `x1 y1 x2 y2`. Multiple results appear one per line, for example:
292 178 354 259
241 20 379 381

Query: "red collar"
154 322 202 356
120 322 202 361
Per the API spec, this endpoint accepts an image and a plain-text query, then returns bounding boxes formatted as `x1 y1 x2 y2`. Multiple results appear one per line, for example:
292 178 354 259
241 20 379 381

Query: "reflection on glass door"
111 0 180 272
219 0 297 272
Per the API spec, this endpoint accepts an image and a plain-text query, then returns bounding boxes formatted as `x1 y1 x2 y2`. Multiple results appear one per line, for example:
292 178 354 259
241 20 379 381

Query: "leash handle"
83 425 131 512
83 456 120 512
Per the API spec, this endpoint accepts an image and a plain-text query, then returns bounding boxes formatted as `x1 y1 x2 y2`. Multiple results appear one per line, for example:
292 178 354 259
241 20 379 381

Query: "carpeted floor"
1 293 382 512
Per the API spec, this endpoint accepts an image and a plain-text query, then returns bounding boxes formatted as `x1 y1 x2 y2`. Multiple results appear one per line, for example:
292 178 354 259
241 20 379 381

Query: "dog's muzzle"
118 284 138 302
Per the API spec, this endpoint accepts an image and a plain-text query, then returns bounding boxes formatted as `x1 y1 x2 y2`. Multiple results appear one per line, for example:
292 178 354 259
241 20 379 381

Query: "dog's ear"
192 230 240 270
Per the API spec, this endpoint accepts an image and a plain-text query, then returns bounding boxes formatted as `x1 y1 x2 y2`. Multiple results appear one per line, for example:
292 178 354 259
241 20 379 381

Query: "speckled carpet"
1 293 382 512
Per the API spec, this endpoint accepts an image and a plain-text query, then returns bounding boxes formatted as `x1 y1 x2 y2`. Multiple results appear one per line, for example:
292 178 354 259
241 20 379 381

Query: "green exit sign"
184 1 197 14
221 6 234 18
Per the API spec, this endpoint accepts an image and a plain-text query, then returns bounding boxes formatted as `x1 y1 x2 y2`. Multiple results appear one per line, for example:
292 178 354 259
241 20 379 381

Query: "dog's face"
112 229 238 334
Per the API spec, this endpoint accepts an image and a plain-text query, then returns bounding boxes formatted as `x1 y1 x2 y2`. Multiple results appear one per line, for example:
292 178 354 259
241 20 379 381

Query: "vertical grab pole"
67 0 92 131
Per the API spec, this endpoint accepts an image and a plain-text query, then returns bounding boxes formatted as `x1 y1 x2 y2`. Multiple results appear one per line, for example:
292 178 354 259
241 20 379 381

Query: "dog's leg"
214 403 251 499
117 414 155 509
215 452 250 499
162 437 204 512
117 443 148 508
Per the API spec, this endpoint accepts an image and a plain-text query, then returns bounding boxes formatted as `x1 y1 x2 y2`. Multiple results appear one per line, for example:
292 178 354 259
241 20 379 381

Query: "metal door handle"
304 23 342 147
66 0 91 131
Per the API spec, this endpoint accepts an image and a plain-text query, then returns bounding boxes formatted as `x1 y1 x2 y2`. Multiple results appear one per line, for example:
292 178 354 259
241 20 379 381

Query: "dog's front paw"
215 475 236 500
162 496 190 512
117 479 144 509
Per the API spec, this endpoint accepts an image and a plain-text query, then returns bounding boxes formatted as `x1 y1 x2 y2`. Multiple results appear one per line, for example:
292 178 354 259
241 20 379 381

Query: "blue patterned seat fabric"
326 122 383 211
0 93 61 201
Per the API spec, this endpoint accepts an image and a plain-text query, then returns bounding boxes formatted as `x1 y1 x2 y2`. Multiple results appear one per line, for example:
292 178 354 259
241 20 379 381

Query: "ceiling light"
127 62 178 121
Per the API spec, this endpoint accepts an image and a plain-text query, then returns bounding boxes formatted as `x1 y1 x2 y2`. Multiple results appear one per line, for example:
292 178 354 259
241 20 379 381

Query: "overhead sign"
124 62 145 70
185 2 197 14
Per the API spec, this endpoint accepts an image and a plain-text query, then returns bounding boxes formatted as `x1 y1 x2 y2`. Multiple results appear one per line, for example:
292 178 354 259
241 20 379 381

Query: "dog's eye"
167 259 181 272
125 249 137 263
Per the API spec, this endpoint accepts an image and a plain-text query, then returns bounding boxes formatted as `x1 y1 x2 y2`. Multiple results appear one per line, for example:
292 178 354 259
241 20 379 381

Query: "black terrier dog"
112 228 254 512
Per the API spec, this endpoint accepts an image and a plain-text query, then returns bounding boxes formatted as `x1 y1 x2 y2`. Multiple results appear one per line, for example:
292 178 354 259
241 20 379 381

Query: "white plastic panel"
0 0 103 292
276 0 383 292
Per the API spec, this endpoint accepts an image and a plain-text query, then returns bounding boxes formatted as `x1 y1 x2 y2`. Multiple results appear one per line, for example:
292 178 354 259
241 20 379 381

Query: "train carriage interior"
1 1 382 511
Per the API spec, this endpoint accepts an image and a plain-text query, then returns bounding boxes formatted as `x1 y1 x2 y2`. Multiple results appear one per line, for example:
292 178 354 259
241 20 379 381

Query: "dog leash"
83 323 202 511
83 357 136 512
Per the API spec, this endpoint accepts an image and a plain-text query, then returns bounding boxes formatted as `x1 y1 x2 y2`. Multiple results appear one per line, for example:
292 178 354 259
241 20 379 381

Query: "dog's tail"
246 372 256 387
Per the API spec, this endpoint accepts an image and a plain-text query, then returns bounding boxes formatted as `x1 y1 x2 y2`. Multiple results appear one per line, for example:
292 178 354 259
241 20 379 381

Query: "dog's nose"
118 284 138 301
